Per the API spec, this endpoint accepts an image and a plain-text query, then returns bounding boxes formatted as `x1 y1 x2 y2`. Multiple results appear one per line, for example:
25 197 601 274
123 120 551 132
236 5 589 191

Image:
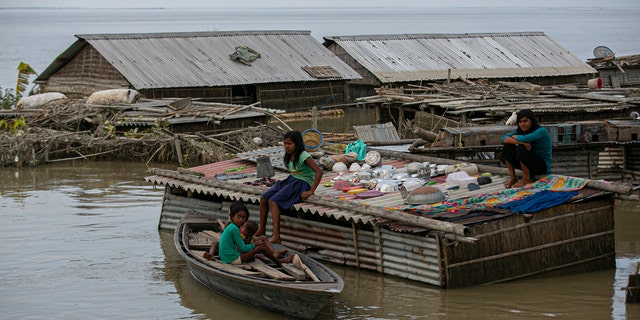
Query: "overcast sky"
3 0 640 8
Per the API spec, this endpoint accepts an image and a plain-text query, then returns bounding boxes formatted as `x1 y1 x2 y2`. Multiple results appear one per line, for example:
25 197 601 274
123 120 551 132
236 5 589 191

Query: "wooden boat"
174 213 344 319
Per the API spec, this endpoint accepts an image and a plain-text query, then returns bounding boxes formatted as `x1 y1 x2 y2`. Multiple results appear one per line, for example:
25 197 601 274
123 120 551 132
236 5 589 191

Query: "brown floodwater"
1 160 638 319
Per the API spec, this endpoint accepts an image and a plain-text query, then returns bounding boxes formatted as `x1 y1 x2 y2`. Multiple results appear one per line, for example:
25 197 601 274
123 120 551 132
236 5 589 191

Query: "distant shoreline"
0 6 636 10
0 7 167 10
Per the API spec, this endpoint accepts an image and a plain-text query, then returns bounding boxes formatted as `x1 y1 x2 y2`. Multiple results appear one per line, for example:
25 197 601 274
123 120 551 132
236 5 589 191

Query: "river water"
0 160 639 319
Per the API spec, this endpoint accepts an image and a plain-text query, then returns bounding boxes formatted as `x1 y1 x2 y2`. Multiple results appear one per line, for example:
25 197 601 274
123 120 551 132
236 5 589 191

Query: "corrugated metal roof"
37 31 362 89
324 32 596 83
145 146 517 231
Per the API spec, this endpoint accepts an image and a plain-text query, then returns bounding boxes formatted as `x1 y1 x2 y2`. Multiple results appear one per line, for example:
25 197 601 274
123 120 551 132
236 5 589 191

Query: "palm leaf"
16 62 37 100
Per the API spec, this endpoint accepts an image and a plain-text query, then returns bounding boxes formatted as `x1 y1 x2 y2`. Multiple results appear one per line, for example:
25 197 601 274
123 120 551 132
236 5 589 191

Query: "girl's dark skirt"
262 175 310 209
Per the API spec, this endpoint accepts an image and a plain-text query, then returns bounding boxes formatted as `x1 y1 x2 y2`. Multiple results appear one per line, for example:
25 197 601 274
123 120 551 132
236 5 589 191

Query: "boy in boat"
213 202 293 266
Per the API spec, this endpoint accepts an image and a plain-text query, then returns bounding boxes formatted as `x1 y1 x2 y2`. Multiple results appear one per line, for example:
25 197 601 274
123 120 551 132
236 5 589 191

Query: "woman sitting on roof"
500 109 552 188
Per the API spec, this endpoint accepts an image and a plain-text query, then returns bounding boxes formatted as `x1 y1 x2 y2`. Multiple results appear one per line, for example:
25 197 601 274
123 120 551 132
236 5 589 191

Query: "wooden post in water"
624 262 640 303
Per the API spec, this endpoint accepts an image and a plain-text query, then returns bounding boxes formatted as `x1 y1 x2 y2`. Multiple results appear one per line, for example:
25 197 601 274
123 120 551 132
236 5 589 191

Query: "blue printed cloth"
496 190 578 213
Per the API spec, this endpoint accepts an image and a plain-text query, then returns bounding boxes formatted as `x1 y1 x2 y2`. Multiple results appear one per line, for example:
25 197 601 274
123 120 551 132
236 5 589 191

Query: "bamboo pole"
586 179 633 195
375 149 634 195
146 168 471 237
374 148 513 176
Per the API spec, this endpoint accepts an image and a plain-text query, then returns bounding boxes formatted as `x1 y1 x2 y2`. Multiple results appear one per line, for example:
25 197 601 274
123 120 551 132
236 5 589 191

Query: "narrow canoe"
174 213 344 319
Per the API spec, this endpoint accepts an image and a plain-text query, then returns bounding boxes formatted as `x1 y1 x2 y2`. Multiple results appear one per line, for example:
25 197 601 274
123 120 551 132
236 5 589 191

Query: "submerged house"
34 31 362 111
323 32 596 97
145 147 632 288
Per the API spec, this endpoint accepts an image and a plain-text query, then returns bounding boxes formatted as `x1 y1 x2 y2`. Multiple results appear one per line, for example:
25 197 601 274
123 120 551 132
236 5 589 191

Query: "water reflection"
158 203 639 320
1 162 638 319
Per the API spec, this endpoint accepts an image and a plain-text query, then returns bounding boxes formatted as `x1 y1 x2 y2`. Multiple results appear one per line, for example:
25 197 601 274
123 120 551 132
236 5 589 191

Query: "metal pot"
405 187 445 205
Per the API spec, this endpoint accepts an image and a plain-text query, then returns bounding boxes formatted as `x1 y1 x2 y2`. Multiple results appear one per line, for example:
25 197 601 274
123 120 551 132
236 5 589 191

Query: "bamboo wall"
324 43 381 87
43 46 130 98
141 87 232 101
256 81 348 111
441 196 615 288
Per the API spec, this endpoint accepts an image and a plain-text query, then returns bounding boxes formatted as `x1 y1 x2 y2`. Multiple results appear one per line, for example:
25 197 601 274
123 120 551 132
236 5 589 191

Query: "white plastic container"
446 171 470 185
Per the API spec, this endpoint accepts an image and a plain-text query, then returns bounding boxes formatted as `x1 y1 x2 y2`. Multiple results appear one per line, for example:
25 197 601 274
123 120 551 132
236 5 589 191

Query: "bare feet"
512 179 531 188
280 254 295 264
255 228 265 237
203 252 214 260
504 179 517 188
270 236 282 244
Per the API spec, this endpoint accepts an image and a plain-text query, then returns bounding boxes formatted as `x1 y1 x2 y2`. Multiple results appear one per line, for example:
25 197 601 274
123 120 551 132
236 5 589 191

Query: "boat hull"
174 214 343 319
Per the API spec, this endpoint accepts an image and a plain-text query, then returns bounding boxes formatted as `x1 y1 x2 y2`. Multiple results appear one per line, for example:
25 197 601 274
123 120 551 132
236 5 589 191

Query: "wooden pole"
374 148 513 176
311 106 318 130
174 138 184 167
623 262 640 303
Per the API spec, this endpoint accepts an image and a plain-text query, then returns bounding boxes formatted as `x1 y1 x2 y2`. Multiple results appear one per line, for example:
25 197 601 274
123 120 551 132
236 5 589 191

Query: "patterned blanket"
407 175 589 216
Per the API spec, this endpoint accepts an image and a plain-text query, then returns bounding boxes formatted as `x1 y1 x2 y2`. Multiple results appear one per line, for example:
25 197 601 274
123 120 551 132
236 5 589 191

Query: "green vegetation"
0 115 26 134
16 62 37 100
1 87 17 109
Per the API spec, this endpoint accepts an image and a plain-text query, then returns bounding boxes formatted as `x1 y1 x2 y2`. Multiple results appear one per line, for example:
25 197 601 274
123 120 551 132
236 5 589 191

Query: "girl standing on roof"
500 109 552 188
256 130 322 244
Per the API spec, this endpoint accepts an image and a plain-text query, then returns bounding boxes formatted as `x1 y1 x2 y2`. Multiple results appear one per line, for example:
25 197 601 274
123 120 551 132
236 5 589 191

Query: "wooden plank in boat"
247 259 296 281
191 250 263 276
281 263 307 280
202 230 221 241
189 232 216 249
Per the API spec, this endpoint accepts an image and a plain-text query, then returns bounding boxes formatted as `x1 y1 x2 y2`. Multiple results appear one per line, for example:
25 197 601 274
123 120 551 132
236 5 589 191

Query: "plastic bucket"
302 128 323 150
587 78 602 89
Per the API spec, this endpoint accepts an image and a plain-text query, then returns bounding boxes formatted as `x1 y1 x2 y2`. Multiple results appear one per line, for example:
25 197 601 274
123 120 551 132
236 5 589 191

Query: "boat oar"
292 254 320 282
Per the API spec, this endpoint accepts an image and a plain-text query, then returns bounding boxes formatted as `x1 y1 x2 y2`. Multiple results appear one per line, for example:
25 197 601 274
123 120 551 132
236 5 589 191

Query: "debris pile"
0 98 285 167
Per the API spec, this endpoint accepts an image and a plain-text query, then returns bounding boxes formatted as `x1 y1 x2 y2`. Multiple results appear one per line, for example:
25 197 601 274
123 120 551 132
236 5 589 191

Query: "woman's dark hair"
283 130 305 169
516 109 540 134
229 201 249 220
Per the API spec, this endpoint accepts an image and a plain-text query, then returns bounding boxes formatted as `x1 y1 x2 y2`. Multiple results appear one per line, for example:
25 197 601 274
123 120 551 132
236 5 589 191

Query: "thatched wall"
256 81 348 111
140 87 232 101
42 46 130 99
441 195 615 288
325 43 381 87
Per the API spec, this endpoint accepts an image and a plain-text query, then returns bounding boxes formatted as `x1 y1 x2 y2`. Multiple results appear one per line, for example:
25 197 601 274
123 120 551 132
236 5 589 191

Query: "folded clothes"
215 172 250 180
497 190 578 213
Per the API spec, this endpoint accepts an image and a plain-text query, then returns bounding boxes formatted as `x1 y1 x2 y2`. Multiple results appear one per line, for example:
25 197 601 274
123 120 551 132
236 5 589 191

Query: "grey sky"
3 0 640 8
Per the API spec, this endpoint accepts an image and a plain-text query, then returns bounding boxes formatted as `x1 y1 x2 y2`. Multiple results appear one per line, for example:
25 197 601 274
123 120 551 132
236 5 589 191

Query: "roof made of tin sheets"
145 146 513 230
37 31 362 89
146 148 610 233
324 32 595 83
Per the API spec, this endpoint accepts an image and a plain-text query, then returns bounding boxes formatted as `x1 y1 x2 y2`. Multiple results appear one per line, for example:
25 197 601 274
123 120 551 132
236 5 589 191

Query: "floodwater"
1 160 639 319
